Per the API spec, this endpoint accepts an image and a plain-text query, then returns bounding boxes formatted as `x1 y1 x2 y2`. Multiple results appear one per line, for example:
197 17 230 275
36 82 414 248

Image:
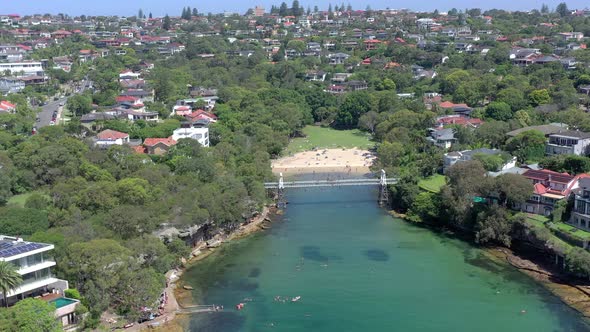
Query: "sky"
1 0 588 17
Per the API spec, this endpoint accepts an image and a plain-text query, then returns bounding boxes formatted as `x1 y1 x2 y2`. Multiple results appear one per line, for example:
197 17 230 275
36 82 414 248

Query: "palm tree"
0 261 22 308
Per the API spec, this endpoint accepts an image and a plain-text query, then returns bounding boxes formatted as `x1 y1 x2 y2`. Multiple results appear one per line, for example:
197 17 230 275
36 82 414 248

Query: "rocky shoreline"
146 205 278 331
485 247 590 319
389 210 590 320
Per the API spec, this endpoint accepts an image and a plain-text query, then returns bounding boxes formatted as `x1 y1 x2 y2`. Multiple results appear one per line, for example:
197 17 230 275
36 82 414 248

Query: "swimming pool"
50 297 77 309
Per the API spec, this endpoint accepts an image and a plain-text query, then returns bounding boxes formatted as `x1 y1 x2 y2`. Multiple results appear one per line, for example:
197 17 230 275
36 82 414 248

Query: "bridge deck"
264 178 397 189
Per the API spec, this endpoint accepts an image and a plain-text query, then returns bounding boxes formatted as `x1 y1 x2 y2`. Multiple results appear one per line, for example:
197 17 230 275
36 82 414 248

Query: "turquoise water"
50 297 76 308
184 184 590 331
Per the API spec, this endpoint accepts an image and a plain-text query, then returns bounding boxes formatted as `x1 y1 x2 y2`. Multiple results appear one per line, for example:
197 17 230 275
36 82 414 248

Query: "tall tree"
292 0 301 16
149 12 152 19
0 261 22 307
192 7 198 16
279 2 289 16
556 2 569 17
163 14 171 30
0 298 60 331
138 9 143 19
541 3 549 13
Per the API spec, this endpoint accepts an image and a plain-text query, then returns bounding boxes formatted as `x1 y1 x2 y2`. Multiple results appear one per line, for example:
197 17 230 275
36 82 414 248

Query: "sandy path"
272 148 376 174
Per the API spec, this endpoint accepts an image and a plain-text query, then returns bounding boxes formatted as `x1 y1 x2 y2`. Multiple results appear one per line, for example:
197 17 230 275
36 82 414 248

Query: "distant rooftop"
0 236 51 259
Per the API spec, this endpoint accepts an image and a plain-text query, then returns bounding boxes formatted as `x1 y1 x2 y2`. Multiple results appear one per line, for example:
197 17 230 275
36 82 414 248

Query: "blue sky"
1 0 588 17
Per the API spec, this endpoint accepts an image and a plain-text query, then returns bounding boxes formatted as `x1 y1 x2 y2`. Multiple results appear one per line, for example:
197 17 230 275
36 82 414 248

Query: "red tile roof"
97 129 129 140
0 100 16 111
144 137 177 147
185 109 217 120
116 95 138 103
439 101 469 109
523 169 573 184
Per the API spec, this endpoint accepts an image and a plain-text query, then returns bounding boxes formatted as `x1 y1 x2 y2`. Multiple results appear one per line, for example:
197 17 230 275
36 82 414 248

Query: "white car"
49 120 55 126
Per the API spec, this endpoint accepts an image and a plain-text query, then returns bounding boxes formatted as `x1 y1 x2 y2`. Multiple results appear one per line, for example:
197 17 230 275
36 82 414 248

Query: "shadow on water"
364 249 390 262
287 198 377 206
300 245 341 262
248 267 261 278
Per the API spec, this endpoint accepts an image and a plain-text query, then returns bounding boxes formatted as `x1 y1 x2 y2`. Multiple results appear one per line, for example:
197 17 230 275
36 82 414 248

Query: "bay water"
184 183 589 331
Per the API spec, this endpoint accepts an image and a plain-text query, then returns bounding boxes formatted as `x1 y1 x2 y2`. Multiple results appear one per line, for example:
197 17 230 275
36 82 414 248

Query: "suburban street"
37 78 91 128
37 97 66 128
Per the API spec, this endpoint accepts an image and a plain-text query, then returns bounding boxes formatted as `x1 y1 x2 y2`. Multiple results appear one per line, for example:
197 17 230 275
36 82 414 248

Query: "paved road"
37 97 66 128
37 79 91 128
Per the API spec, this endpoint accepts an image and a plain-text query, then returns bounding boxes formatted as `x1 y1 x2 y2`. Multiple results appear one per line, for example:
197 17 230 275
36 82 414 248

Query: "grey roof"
463 148 501 157
431 128 455 140
488 166 527 177
80 113 116 122
506 124 568 137
549 130 590 139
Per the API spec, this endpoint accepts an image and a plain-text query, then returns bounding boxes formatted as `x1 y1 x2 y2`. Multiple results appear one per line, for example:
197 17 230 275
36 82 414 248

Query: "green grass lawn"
550 221 590 241
7 193 33 207
418 174 446 193
285 126 374 155
525 214 550 227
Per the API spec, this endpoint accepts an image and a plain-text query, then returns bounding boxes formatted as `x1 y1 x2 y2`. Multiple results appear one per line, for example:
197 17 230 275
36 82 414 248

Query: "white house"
171 127 210 147
443 148 517 172
95 129 130 147
0 61 44 76
0 236 69 306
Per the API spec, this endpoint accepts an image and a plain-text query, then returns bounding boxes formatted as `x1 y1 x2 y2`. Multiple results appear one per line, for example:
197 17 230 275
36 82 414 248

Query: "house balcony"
546 143 574 155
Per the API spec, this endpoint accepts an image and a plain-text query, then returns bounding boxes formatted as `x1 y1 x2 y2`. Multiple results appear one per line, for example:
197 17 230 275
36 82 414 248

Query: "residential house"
545 130 590 156
331 73 352 83
0 100 16 113
119 69 140 80
184 109 217 124
345 80 368 92
443 148 516 172
521 169 576 216
435 115 483 128
171 126 210 147
95 129 129 148
411 64 436 80
326 85 346 94
364 39 381 50
506 124 569 138
570 176 590 231
509 48 541 66
0 61 44 76
427 128 456 149
305 70 327 82
0 235 70 305
144 137 177 155
0 77 25 94
437 101 472 116
557 32 584 41
328 52 350 65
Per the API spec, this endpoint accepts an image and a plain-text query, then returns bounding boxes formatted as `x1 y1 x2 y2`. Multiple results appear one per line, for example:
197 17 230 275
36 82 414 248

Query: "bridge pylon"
378 169 389 207
277 172 286 208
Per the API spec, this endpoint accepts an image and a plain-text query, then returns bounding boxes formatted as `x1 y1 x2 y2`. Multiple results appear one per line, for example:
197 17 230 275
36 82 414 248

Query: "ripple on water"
364 249 390 262
191 311 245 332
232 278 259 292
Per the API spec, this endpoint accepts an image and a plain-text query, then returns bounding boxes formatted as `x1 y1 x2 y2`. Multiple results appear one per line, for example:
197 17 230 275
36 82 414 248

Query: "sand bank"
271 148 376 175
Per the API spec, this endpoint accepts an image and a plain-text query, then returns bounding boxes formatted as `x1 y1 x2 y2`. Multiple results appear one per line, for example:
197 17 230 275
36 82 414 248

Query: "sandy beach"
271 148 376 175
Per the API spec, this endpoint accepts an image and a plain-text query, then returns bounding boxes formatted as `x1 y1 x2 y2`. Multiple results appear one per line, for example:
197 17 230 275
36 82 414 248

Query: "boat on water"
291 296 301 302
